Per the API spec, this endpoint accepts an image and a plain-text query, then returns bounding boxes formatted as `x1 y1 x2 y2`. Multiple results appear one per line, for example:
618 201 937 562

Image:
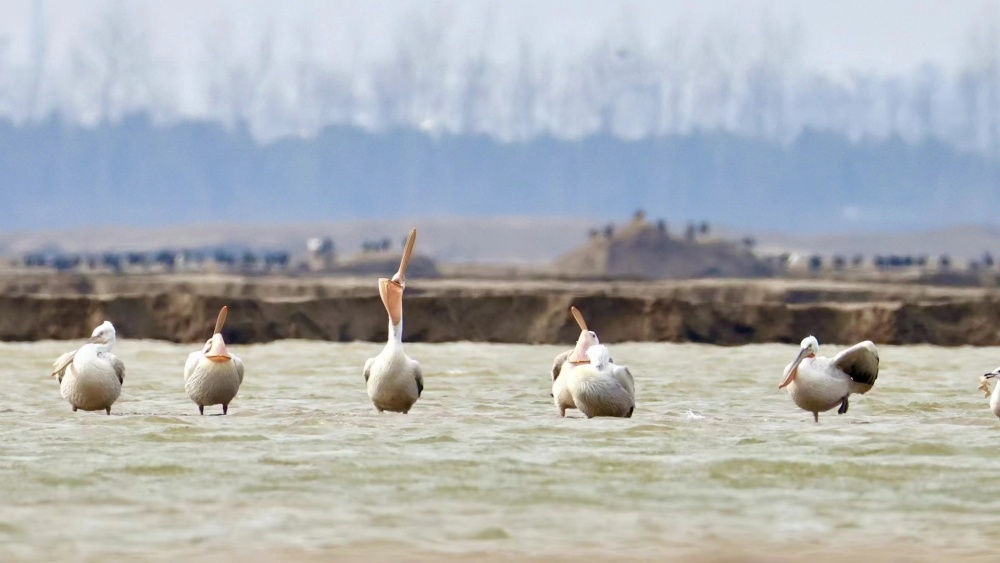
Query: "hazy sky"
0 0 998 114
0 0 997 70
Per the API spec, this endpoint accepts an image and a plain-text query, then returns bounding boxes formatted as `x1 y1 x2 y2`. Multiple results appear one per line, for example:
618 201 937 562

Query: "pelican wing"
233 354 245 385
52 351 75 383
551 349 573 382
613 365 636 398
110 354 125 385
413 362 424 397
363 357 374 383
183 352 200 382
832 341 879 393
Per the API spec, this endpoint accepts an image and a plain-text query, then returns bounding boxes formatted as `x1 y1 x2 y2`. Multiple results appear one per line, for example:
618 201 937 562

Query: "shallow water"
2 340 1000 561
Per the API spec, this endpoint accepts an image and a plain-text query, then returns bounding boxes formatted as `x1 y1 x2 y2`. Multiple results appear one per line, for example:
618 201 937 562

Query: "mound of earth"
555 220 772 279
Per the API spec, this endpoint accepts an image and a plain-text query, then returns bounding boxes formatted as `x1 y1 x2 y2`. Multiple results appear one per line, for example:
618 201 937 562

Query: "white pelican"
184 306 244 415
51 321 124 415
981 368 1000 419
778 336 879 422
364 228 423 414
550 307 635 418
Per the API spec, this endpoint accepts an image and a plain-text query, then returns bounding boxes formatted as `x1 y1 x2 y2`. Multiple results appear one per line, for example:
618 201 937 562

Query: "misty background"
1 0 1000 256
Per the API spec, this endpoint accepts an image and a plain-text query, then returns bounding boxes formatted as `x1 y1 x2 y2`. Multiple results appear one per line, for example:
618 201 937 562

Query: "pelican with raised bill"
550 307 635 418
51 321 124 415
980 368 1000 419
778 336 879 422
184 306 245 415
364 228 424 414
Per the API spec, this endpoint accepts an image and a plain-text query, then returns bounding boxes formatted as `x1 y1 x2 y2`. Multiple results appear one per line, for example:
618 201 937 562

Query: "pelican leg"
625 407 634 418
838 396 849 415
812 412 819 423
198 405 204 415
222 404 228 415
559 407 566 418
72 406 77 412
105 408 110 416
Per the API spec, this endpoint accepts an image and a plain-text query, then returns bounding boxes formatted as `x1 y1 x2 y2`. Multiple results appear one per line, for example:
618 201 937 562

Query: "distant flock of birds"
46 228 1000 422
24 248 291 273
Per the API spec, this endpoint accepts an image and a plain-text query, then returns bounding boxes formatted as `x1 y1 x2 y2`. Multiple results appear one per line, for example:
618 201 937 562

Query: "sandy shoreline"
2 272 999 345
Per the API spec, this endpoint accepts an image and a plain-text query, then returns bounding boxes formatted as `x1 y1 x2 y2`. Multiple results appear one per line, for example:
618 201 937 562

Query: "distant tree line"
1 116 998 232
1 4 1000 154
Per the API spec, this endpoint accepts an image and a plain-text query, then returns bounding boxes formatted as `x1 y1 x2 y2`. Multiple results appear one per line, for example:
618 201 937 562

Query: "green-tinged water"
1 340 1000 562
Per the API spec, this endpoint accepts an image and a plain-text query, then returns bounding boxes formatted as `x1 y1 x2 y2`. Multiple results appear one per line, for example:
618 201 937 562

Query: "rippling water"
2 340 1000 562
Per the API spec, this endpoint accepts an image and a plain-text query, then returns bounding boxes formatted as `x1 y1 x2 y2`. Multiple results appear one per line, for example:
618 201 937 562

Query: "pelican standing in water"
981 368 1000 419
364 228 423 414
778 336 879 422
51 321 124 415
550 307 635 418
184 306 244 415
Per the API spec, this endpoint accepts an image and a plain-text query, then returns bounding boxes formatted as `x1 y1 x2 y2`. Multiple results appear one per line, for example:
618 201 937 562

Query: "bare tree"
964 16 1000 153
279 27 355 135
26 0 48 120
0 35 11 119
371 8 450 131
691 22 740 131
203 19 275 130
455 43 493 136
70 1 158 123
958 68 984 151
737 15 803 141
506 39 539 140
653 23 691 135
907 64 940 141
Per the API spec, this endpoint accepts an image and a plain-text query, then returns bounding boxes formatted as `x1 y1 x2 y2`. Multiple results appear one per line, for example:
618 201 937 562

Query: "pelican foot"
72 406 77 412
838 396 849 415
812 412 819 423
222 404 228 415
198 405 204 415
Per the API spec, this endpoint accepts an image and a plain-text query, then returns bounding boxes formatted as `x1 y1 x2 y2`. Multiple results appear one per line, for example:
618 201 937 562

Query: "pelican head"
568 306 600 363
50 321 116 376
379 228 416 327
88 321 117 348
778 335 819 389
203 306 231 362
984 367 1000 380
586 344 611 371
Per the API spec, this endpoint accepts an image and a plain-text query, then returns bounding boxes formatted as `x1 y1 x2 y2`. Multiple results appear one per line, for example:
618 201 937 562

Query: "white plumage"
779 336 879 422
981 367 1000 419
364 228 424 414
184 306 245 415
550 307 635 418
51 321 124 415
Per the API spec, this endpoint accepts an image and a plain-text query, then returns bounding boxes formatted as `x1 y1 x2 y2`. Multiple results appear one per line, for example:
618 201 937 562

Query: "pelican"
981 368 1000 419
778 336 879 422
51 321 124 415
364 228 423 414
184 306 244 415
550 307 635 418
